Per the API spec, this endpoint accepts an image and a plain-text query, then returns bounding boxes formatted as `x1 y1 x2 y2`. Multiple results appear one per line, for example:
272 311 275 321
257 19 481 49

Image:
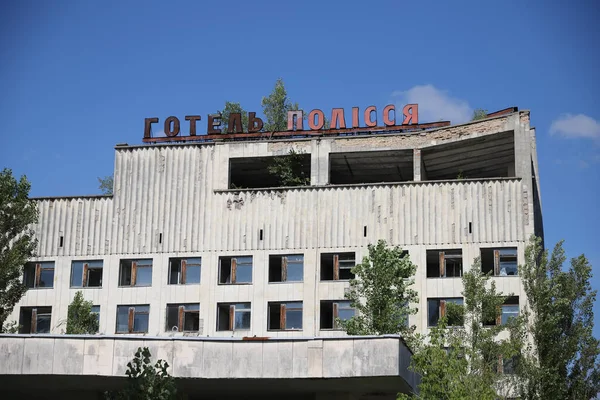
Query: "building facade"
1 108 542 398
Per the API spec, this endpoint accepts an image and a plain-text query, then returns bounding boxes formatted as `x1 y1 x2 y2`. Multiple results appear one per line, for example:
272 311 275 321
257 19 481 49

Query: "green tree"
98 175 114 195
471 108 488 121
517 237 600 400
217 101 249 133
261 78 301 132
267 148 310 186
66 291 99 334
0 168 38 332
105 347 178 400
400 265 523 400
341 240 418 336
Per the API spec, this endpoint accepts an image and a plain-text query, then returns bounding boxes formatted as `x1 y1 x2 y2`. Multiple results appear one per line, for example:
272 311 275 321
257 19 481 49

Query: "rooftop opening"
229 154 311 189
421 131 515 180
329 150 413 184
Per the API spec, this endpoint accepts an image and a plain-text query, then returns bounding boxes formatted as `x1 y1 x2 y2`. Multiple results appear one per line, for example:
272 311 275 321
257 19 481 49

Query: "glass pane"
236 256 252 265
285 310 302 329
236 265 252 283
186 265 201 284
36 314 51 333
133 313 149 333
136 259 152 267
235 303 251 310
39 269 54 288
116 307 129 332
235 310 251 330
91 306 100 313
428 300 440 326
185 304 200 311
286 262 303 282
186 258 202 266
135 267 152 286
287 255 303 263
500 260 518 276
501 305 519 325
338 308 355 321
286 302 302 309
71 263 83 287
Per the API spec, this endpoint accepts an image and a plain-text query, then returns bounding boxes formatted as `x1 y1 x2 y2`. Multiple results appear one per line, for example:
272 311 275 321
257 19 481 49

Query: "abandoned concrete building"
0 107 542 399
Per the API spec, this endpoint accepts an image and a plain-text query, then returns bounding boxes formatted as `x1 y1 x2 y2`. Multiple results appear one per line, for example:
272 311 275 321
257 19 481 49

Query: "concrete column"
413 149 426 181
311 139 330 186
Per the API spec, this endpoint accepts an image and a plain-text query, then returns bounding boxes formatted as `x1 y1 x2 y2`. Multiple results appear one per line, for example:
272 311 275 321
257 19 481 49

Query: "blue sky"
1 1 599 331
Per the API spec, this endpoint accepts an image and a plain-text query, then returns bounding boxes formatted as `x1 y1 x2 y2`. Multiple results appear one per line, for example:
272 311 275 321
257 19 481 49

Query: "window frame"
115 305 150 334
70 260 103 288
268 254 304 283
168 257 202 285
118 259 153 287
23 262 55 289
216 303 251 331
19 306 52 334
426 250 463 278
165 303 200 332
218 256 253 285
320 252 356 281
427 298 464 327
267 301 303 331
481 247 518 277
320 300 355 330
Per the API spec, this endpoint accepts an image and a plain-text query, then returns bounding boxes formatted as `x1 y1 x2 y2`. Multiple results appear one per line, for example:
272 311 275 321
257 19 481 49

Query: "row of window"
24 247 518 290
18 300 354 334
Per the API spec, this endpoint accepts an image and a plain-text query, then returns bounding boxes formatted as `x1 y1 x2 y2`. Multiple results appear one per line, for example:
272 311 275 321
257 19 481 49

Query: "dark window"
502 355 519 374
269 255 304 283
320 300 355 329
91 306 100 332
168 258 201 285
23 262 55 288
19 307 52 334
216 303 251 331
481 248 518 276
428 298 464 327
268 302 303 330
119 259 153 287
219 256 252 284
70 261 103 288
321 253 355 281
116 305 149 333
485 296 519 326
426 250 463 278
166 304 200 332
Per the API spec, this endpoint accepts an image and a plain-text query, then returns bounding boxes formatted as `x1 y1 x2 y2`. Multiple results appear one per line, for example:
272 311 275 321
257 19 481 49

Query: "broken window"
268 302 303 330
268 254 304 283
481 248 518 276
229 154 311 189
23 262 55 288
116 305 149 333
426 250 463 278
119 259 153 287
91 305 100 332
485 296 519 326
70 260 103 288
19 306 52 334
428 298 464 327
320 300 355 329
166 303 200 332
321 252 355 281
216 303 251 331
329 150 414 184
219 256 252 284
168 257 201 285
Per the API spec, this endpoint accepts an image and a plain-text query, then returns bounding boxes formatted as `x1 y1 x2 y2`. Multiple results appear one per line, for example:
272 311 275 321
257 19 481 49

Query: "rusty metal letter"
228 113 243 134
352 107 359 128
402 104 419 124
164 116 180 137
330 108 346 129
248 112 264 133
383 104 396 126
287 110 304 131
364 106 377 127
308 109 325 130
144 117 159 138
185 115 201 136
208 114 222 134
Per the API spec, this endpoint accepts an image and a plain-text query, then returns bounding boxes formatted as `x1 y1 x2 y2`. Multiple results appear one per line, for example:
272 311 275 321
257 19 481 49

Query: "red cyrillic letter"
185 115 201 136
144 117 159 138
228 113 243 133
248 112 263 133
308 109 325 130
364 106 377 127
383 105 395 126
352 107 359 128
402 104 419 124
330 108 346 129
287 110 303 131
208 114 222 134
164 116 180 137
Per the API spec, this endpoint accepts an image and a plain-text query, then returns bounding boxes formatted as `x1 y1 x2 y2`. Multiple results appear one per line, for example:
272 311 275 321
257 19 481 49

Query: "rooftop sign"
143 104 423 143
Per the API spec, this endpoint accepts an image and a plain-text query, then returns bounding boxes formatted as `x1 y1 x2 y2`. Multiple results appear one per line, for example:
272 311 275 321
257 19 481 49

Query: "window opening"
119 259 153 287
427 298 464 327
268 302 303 330
23 262 55 288
166 303 200 332
216 303 251 331
268 254 304 282
19 306 52 334
426 250 463 278
320 300 355 329
116 305 149 333
481 248 518 276
168 258 201 285
321 252 356 281
219 256 252 284
70 260 103 288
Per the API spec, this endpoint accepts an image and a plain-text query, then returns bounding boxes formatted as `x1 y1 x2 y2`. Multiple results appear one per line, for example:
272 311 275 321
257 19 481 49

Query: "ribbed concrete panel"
33 197 113 257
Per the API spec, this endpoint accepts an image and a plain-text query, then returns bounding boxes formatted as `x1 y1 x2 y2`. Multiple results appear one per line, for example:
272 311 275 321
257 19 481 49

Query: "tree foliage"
217 101 249 133
267 148 310 187
66 291 99 334
106 347 178 400
261 78 301 132
471 108 488 121
399 264 523 400
517 236 600 400
342 240 418 336
98 175 114 195
0 168 38 331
